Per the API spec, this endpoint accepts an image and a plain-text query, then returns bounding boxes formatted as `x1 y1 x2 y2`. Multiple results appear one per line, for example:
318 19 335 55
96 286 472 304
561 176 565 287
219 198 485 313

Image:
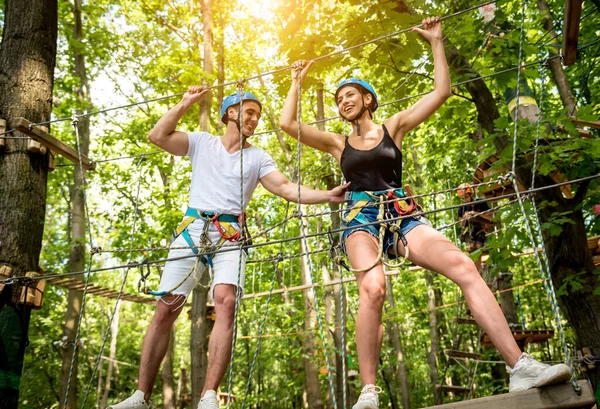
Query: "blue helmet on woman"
335 78 379 112
220 91 262 124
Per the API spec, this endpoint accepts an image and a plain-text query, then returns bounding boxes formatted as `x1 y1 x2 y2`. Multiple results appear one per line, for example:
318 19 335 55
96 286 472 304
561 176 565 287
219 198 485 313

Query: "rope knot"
236 79 247 90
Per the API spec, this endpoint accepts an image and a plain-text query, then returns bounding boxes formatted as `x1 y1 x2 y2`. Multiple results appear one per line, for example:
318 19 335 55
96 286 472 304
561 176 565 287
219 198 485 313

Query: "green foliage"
556 271 588 296
15 0 600 407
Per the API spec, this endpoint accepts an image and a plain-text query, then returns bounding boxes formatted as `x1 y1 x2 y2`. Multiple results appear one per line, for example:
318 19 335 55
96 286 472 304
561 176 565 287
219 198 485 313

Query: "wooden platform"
435 385 471 395
423 380 595 408
444 349 482 360
14 117 96 170
473 153 573 199
481 329 554 347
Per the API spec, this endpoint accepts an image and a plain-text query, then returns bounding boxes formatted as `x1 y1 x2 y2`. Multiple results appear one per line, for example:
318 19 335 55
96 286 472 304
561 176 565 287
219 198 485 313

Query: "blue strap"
181 228 213 267
185 208 239 223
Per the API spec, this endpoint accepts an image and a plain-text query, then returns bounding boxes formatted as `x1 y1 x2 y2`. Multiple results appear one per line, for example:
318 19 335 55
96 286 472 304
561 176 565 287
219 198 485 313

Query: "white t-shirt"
186 132 277 215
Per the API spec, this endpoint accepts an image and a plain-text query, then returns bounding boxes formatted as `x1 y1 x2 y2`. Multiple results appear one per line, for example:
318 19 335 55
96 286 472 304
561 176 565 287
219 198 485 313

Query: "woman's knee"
451 255 482 289
358 278 386 307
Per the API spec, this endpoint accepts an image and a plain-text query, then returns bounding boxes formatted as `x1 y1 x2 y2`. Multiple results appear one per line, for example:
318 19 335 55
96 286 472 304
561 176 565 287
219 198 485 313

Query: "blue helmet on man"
220 91 262 124
335 78 379 112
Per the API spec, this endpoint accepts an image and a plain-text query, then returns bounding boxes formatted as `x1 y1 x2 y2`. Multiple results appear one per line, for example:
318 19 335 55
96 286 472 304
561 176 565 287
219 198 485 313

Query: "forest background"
1 0 599 408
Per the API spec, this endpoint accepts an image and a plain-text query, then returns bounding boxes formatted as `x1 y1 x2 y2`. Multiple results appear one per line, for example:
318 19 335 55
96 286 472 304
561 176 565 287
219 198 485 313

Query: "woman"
280 17 571 409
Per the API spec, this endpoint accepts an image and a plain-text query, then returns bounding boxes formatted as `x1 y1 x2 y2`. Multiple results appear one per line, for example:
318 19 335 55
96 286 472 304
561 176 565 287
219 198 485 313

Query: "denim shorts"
341 200 426 259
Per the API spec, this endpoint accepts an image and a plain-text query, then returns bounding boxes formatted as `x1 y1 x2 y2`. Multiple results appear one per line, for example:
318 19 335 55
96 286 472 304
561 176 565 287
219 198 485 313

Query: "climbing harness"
341 185 422 272
138 208 249 297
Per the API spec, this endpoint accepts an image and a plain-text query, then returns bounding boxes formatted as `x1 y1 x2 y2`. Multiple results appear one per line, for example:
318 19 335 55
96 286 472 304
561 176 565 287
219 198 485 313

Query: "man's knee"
213 284 238 315
153 295 185 326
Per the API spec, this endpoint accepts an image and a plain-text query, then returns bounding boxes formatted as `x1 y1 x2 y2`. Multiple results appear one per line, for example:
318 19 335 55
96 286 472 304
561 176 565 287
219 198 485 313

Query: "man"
457 182 495 270
108 86 348 409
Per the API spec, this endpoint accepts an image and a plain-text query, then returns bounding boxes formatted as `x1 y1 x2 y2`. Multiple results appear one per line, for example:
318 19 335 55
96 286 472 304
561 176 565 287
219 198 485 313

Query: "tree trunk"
385 275 411 409
496 273 521 330
300 214 325 409
325 176 351 409
274 254 305 406
443 37 600 393
96 300 105 409
100 301 121 409
536 0 578 115
162 326 177 409
191 271 212 409
59 0 91 406
425 273 441 405
215 8 225 134
0 0 57 407
192 13 214 401
321 263 334 408
199 0 213 131
178 366 190 409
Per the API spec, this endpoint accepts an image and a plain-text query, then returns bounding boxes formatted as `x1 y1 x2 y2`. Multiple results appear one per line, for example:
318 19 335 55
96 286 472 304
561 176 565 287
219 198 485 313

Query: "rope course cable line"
45 54 570 169
73 174 526 255
7 34 600 146
5 172 598 288
20 0 499 133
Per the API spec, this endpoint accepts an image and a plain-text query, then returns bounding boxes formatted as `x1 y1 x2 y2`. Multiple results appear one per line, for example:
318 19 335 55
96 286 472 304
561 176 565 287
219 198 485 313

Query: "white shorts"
157 218 246 300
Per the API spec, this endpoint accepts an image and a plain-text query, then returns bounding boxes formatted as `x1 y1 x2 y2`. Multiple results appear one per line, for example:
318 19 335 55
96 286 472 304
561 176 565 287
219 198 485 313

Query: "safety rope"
226 83 247 409
240 202 291 408
81 154 147 408
508 0 580 393
295 74 338 407
62 116 99 409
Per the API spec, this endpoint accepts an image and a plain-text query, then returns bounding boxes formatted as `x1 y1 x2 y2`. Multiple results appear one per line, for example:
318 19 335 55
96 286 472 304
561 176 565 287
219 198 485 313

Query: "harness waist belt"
185 208 239 223
344 188 406 202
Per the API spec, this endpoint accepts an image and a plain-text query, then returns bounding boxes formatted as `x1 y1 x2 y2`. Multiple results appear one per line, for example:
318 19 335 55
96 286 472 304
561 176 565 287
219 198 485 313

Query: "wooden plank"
587 236 599 251
435 385 471 395
13 117 95 170
571 118 600 130
0 119 6 149
444 349 482 360
482 329 554 347
425 380 594 409
562 0 583 66
454 317 478 325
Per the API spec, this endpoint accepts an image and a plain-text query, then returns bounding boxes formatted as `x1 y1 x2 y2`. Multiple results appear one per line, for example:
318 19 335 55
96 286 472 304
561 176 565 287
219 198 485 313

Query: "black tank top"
340 125 403 192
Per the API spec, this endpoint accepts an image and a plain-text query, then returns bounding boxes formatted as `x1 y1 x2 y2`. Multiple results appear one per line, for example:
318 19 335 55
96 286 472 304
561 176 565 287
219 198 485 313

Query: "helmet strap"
228 117 241 133
340 95 370 136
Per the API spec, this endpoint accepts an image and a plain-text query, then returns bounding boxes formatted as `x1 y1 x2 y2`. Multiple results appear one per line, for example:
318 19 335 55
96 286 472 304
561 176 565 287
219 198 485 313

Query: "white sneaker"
107 390 148 409
508 353 571 392
352 384 382 409
197 390 219 409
